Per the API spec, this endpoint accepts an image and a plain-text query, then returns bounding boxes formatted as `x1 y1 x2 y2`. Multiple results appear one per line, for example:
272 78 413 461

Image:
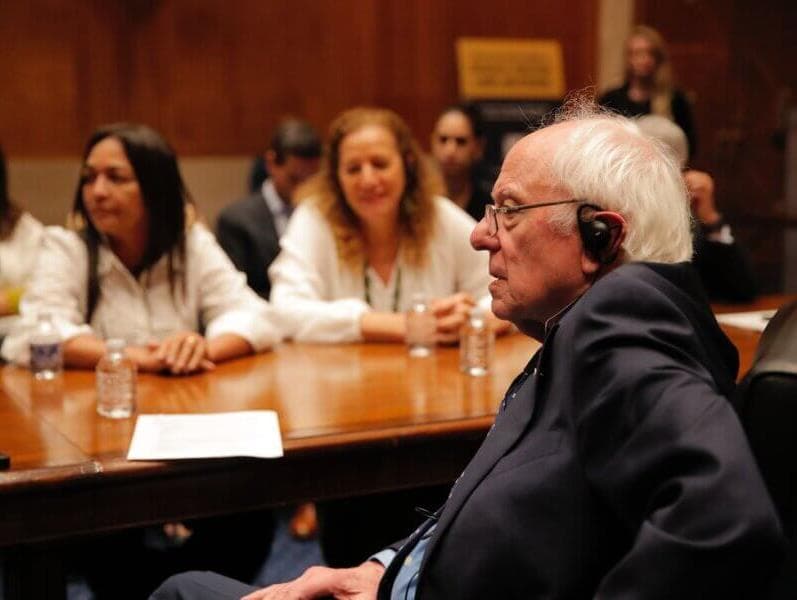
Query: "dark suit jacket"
693 231 758 303
379 262 783 599
215 192 280 299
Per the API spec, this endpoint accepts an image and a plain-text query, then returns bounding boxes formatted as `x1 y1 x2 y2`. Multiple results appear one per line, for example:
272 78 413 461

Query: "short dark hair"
73 122 191 318
269 119 322 164
439 103 485 139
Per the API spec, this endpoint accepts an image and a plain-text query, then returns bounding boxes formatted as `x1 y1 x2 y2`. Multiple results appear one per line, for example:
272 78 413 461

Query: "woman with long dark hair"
429 103 494 221
2 123 278 371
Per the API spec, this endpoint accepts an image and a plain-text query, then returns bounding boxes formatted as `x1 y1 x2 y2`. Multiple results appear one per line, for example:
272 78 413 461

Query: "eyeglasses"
483 199 580 236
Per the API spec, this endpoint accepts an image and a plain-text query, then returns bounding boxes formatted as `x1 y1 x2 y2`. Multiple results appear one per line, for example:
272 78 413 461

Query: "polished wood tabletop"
1 294 793 551
712 294 794 376
0 334 539 547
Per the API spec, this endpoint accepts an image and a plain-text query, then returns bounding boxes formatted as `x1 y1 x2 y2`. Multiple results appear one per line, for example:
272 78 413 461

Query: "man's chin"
489 298 510 322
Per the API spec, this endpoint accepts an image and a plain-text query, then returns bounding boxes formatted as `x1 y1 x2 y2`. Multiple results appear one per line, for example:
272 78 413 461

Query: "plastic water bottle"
29 312 63 380
406 293 435 357
96 338 137 419
460 306 494 376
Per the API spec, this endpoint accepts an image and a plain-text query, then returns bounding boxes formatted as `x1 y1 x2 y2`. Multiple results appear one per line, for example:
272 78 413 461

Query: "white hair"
546 104 693 263
635 115 689 168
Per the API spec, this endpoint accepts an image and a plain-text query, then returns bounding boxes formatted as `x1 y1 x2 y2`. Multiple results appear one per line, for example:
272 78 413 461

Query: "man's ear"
580 211 627 275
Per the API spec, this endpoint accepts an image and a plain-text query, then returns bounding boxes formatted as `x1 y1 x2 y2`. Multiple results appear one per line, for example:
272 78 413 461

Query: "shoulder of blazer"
219 192 277 230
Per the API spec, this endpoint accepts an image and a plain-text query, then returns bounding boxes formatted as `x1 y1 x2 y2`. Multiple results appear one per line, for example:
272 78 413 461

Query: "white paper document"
715 309 777 332
127 410 283 460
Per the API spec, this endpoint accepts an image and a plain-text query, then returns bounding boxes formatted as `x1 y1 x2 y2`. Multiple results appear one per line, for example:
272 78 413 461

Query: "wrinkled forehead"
493 124 570 201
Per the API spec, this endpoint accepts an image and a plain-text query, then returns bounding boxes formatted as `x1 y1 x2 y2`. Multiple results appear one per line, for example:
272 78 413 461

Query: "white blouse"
2 223 281 364
269 196 491 343
0 212 44 290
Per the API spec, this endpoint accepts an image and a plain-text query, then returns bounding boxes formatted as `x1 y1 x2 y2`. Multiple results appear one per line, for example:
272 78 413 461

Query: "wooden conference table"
0 294 793 597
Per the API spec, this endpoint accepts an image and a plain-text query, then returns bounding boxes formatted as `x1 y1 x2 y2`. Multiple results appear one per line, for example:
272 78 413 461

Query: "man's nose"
470 216 498 252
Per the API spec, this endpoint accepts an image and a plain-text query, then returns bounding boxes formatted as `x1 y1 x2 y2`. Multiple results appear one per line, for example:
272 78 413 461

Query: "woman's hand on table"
148 332 216 375
430 292 476 344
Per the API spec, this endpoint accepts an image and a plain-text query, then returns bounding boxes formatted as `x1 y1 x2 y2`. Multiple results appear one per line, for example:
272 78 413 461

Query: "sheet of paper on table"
715 309 777 332
127 410 283 460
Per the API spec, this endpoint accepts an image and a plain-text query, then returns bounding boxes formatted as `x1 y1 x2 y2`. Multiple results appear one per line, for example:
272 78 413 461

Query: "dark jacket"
215 192 280 299
380 262 783 599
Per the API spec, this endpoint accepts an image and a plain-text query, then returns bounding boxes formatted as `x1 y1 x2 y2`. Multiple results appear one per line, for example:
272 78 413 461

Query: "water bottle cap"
106 338 127 352
470 305 486 319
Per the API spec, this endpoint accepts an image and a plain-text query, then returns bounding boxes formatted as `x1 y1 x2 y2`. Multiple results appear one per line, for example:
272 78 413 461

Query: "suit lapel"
416 346 548 577
251 193 280 244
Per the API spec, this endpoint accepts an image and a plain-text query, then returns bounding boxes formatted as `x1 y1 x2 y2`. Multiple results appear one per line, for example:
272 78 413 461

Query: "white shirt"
0 212 44 289
1 223 281 364
262 179 292 238
0 212 45 336
269 196 491 343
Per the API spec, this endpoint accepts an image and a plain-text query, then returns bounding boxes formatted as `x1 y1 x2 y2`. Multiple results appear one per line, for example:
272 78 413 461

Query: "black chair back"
736 300 797 598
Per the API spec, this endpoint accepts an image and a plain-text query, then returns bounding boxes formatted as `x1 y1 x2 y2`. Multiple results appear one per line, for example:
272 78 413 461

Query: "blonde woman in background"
270 106 508 345
599 25 697 158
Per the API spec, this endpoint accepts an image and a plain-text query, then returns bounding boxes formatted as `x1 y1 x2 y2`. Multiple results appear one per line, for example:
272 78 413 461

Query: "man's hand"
241 562 384 600
683 169 721 226
430 292 475 344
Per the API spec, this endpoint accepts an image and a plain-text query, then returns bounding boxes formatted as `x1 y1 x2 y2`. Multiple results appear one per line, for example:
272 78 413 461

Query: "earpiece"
577 204 615 263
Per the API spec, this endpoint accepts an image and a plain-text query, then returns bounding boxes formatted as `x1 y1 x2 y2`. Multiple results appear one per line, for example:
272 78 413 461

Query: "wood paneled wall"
0 0 598 157
636 0 797 291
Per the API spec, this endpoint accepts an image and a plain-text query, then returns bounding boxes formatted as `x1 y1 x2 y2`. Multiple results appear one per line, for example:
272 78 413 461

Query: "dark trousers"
150 571 258 600
79 510 274 599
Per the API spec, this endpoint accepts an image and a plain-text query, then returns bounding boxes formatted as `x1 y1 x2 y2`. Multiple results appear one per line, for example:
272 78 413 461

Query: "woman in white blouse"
0 146 44 320
2 123 278 374
270 107 506 344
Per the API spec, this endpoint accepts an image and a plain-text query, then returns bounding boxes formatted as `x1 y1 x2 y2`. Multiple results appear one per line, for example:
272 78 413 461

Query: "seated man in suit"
636 114 758 302
216 119 321 298
153 101 784 599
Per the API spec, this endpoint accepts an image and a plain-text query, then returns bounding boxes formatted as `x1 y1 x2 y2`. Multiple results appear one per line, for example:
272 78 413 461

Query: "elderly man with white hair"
151 103 783 600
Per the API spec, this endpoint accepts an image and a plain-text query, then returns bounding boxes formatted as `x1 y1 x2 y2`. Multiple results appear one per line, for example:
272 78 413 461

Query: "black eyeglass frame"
483 199 581 236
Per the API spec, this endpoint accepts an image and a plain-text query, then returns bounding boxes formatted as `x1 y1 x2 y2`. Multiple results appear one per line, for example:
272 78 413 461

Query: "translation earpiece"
577 204 613 261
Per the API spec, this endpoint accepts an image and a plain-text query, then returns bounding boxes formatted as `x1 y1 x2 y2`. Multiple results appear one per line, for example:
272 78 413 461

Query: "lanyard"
364 262 402 312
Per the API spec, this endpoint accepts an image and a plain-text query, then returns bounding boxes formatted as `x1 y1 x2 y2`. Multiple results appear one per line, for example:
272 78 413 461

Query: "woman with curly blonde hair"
599 25 697 157
270 106 502 343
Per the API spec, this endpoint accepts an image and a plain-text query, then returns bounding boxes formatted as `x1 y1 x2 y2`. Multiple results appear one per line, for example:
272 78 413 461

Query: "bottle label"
30 342 63 371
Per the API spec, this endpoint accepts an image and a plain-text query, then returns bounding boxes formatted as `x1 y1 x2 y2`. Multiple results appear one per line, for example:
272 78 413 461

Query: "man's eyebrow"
492 185 518 204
